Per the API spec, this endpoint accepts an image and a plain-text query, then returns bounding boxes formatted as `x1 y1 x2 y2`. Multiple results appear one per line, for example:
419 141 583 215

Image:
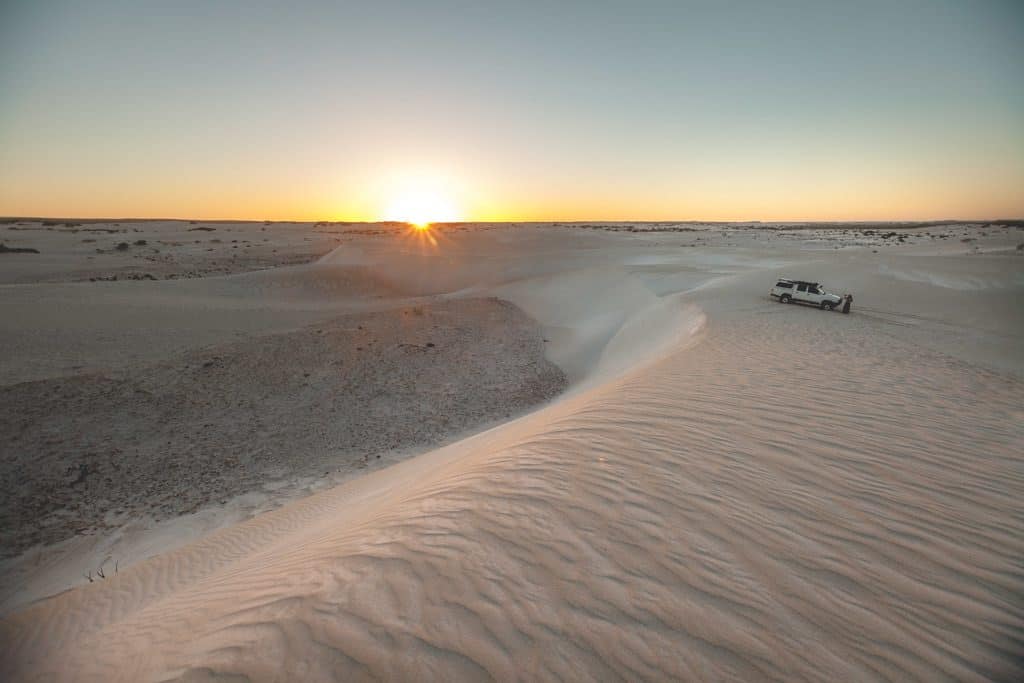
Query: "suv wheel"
780 294 791 303
821 301 834 310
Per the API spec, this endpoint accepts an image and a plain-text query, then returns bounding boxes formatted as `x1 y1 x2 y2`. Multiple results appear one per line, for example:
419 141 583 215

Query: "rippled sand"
1 222 1022 681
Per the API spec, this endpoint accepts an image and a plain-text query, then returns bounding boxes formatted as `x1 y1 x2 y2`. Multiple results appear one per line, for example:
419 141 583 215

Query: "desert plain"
1 218 1022 681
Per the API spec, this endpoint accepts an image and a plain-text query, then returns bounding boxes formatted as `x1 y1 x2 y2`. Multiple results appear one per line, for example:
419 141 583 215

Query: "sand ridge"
1 222 1022 681
4 290 1021 681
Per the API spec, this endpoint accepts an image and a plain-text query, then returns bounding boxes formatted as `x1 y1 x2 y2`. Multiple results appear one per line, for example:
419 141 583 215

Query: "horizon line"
3 216 1023 226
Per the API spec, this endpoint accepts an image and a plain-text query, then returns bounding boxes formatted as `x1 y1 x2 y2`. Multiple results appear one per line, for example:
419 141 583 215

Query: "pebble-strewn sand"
1 220 1022 681
0 219 342 283
0 297 564 558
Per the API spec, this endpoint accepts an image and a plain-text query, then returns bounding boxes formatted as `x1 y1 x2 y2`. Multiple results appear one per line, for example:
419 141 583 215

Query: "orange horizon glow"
4 173 1023 224
4 158 1023 225
4 195 1022 224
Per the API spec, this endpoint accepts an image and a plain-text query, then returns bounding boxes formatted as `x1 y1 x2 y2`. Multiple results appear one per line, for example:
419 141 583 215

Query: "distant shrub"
0 242 40 254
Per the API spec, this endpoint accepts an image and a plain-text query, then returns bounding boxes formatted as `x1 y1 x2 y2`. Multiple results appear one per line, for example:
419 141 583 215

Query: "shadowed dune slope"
2 293 1022 681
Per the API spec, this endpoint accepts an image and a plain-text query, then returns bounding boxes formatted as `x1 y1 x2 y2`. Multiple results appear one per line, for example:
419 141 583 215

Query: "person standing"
842 294 852 314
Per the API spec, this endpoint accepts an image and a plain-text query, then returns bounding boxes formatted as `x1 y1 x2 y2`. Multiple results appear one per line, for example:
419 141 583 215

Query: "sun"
383 188 460 228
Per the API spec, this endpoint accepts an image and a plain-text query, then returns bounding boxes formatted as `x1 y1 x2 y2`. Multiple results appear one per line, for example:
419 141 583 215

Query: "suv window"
775 282 793 289
797 284 808 292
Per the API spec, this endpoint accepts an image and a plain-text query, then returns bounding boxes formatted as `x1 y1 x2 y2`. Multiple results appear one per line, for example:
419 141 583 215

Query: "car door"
795 283 809 302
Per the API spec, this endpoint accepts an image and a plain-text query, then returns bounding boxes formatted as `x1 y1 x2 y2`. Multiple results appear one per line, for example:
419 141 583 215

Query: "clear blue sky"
1 0 1022 220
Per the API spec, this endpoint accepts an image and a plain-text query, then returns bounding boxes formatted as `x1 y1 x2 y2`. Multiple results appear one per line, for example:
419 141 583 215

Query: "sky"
1 0 1022 221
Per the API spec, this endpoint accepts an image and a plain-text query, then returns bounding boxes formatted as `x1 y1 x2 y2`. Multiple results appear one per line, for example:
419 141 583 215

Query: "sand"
0 297 564 559
1 220 1022 681
0 219 342 284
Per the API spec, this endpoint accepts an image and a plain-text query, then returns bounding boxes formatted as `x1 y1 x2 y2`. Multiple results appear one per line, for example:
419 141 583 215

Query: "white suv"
770 278 843 310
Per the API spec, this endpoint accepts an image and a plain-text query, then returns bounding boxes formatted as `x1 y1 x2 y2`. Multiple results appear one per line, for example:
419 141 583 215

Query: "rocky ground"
0 297 565 557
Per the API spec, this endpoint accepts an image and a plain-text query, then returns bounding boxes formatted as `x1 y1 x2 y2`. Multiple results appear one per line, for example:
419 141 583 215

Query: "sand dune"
1 223 1022 681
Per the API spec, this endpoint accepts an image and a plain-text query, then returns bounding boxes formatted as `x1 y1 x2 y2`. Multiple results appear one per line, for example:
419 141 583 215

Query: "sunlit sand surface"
1 220 1022 681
